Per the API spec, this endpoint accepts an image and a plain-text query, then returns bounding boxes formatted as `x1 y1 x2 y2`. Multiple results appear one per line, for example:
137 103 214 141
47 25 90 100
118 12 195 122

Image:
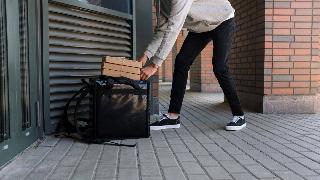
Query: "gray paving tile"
293 157 320 170
162 166 186 180
231 173 258 180
175 153 196 162
118 168 139 180
196 155 220 167
2 88 320 180
188 174 210 180
140 163 161 176
180 162 205 175
273 171 304 180
283 162 318 176
245 164 276 179
220 160 247 173
232 154 258 165
47 166 73 179
94 164 117 178
204 166 232 179
141 177 163 180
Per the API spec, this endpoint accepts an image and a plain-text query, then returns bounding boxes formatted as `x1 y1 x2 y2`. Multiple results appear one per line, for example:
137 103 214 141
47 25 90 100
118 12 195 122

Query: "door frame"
0 0 43 167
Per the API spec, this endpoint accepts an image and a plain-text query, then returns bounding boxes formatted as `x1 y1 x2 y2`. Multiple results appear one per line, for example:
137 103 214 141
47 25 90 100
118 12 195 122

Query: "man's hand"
137 54 148 66
140 63 159 80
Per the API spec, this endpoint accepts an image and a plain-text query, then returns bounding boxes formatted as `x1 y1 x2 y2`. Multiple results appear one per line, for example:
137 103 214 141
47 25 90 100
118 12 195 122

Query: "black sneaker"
150 114 181 130
225 116 246 131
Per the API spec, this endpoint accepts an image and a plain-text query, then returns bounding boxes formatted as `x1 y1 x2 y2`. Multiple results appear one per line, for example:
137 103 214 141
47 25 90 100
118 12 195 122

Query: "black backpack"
55 75 150 147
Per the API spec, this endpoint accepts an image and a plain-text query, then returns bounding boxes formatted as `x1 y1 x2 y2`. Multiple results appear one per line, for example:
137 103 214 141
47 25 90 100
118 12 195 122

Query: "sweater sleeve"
145 0 193 66
144 10 167 59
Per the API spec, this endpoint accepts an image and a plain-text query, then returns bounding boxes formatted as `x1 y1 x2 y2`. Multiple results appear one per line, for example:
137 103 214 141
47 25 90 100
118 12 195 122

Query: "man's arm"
139 0 193 80
145 0 193 66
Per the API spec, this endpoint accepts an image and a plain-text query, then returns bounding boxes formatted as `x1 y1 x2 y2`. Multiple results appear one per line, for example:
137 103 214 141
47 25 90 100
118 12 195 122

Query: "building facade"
0 0 154 167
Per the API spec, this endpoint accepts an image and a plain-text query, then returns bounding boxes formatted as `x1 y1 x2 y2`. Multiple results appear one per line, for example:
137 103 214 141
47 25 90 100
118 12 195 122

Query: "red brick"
291 2 312 9
273 62 293 68
294 75 310 81
273 69 289 75
290 82 310 88
272 88 294 95
290 69 310 75
294 88 310 94
273 82 290 87
294 62 310 68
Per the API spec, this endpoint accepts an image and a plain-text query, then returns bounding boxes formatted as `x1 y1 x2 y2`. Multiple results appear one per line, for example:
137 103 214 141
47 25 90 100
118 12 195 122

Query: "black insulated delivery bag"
93 76 150 139
58 75 150 142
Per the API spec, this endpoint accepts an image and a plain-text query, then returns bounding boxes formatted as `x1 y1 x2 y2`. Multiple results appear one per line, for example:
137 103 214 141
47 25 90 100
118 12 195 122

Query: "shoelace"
232 116 242 123
158 114 168 122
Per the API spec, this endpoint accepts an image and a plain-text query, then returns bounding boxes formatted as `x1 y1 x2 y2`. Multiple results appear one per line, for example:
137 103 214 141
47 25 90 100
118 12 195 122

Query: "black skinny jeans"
168 18 244 116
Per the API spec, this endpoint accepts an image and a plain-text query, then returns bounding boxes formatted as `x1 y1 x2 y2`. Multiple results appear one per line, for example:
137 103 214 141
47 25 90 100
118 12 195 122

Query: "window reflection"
0 0 9 141
19 0 31 129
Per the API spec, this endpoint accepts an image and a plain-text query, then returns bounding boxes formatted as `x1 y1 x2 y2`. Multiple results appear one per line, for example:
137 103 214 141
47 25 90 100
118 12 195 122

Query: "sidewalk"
1 84 320 180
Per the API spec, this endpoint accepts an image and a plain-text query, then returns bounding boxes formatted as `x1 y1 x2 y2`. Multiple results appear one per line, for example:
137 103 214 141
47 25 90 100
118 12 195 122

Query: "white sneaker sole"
225 123 246 131
150 124 181 131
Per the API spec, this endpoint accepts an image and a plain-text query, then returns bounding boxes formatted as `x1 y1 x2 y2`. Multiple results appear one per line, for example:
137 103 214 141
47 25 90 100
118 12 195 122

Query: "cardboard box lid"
102 56 142 68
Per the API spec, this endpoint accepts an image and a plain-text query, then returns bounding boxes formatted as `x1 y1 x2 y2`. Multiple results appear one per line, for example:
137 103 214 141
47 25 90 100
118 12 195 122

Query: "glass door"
0 0 40 166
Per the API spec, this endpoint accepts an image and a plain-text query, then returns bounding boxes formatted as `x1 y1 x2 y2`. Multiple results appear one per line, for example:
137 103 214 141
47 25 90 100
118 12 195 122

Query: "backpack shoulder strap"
59 86 90 135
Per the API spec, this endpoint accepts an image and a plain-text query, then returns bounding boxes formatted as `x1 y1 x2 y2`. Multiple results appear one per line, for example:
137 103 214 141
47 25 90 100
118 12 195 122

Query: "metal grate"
19 0 31 130
48 1 133 129
0 0 9 142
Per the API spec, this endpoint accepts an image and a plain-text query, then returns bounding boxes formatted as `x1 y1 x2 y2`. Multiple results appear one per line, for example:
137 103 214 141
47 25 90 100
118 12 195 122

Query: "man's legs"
211 18 244 116
150 31 212 130
168 32 212 115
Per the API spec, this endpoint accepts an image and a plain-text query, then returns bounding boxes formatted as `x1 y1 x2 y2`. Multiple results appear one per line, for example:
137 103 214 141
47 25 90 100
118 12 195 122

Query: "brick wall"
265 1 319 96
229 0 266 111
230 0 320 113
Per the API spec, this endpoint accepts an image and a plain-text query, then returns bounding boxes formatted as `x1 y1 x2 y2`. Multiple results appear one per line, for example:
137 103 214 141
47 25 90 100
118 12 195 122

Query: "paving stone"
196 155 219 166
266 152 295 163
167 138 184 145
118 168 139 180
220 160 247 173
170 144 190 153
94 164 117 178
306 176 320 180
245 164 276 178
293 157 320 170
232 154 258 165
188 174 210 180
162 166 186 180
301 151 320 162
2 89 320 180
180 162 205 175
204 166 232 179
138 152 158 164
48 166 73 179
175 153 196 162
231 173 258 180
273 171 304 180
23 172 48 180
283 162 318 176
158 157 178 167
141 177 163 180
32 160 58 173
60 155 80 167
140 163 161 176
119 148 138 168
210 151 233 161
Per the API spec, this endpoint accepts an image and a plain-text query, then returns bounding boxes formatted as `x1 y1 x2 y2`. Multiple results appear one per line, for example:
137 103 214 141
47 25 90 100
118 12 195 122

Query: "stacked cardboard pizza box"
101 56 142 80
